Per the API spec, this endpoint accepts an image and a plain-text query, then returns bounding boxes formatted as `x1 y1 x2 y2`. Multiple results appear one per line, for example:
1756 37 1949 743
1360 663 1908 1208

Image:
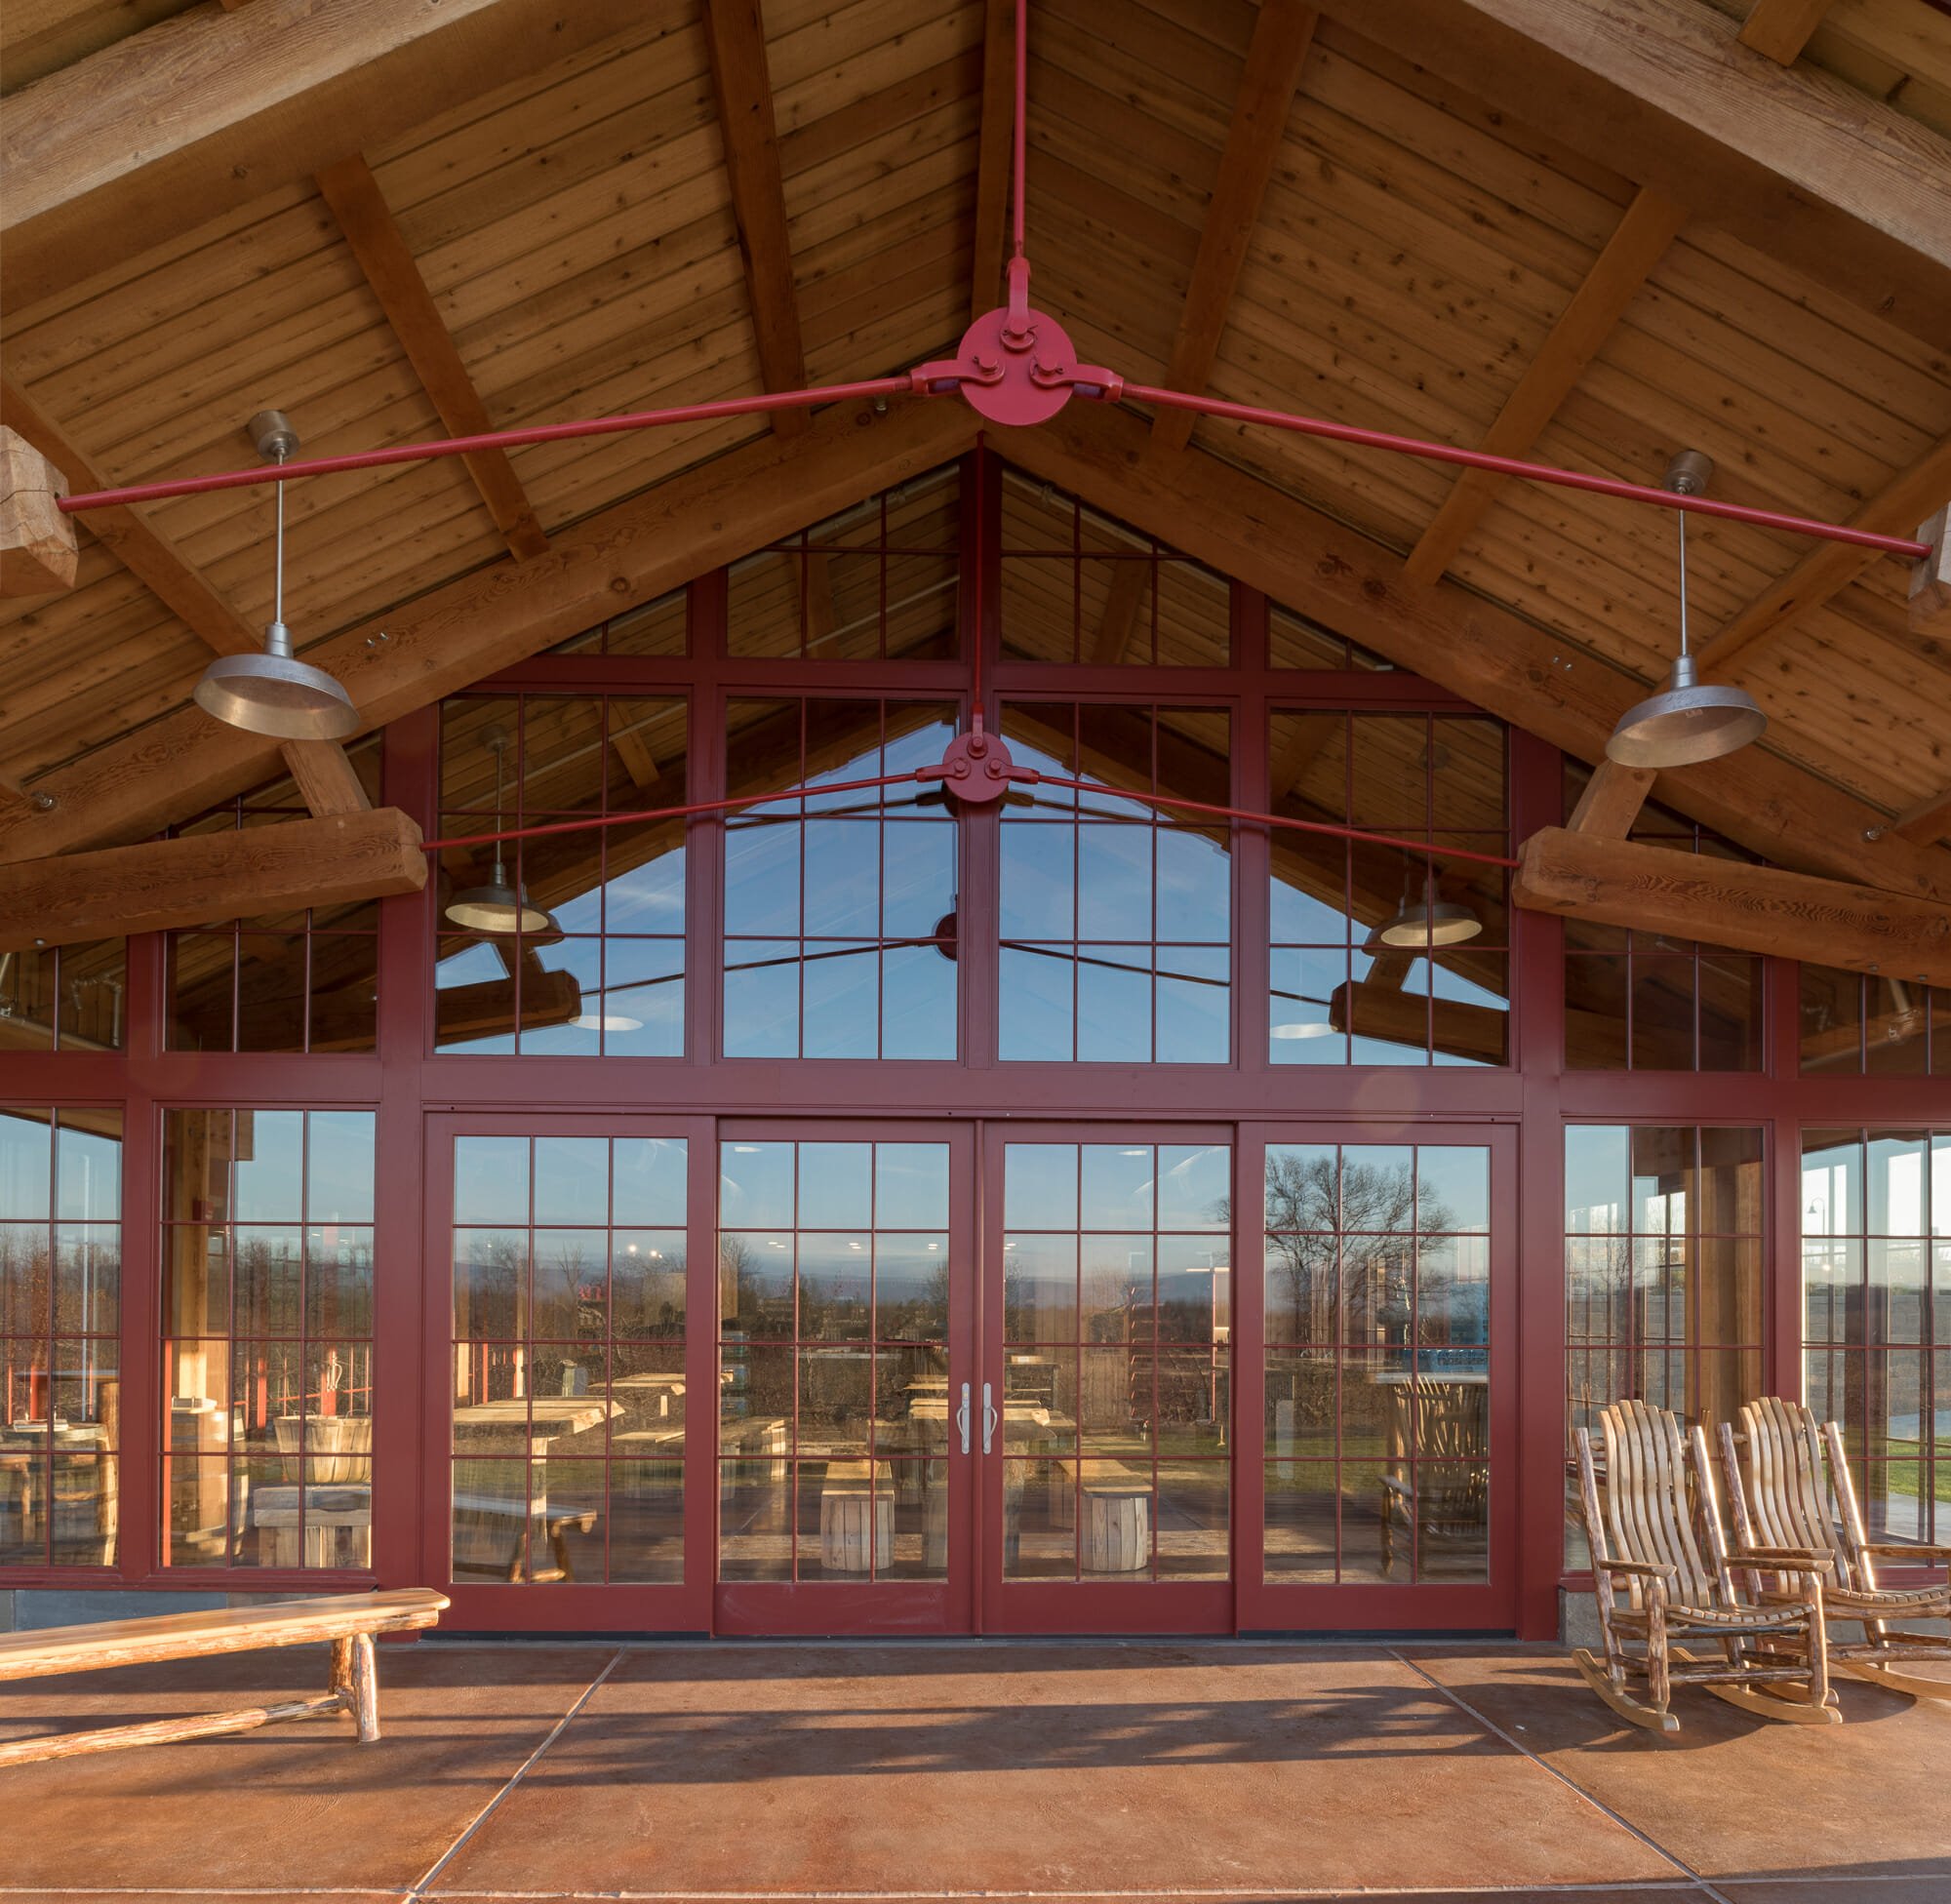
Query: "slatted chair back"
1412 1376 1487 1464
1732 1396 1862 1591
1598 1399 1719 1610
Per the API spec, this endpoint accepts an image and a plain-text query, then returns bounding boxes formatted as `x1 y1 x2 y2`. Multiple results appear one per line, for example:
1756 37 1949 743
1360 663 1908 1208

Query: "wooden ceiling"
1 0 1949 899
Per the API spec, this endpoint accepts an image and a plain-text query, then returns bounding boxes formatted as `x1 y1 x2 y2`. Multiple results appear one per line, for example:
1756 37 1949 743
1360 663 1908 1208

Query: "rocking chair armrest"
1860 1541 1951 1563
1726 1547 1834 1572
1598 1560 1677 1581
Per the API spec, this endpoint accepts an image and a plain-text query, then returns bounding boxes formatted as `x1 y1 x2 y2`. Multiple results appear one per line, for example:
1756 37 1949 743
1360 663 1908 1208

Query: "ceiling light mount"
1606 450 1769 771
192 410 359 741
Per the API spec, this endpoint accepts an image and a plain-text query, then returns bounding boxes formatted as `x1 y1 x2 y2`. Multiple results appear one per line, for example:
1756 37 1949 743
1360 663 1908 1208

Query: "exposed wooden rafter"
1695 429 1951 674
1148 1 1319 458
315 155 548 561
1890 785 1951 849
1403 185 1687 588
1308 0 1951 351
703 0 809 441
1568 762 1657 838
1002 401 1951 909
1091 1 1317 666
970 0 1017 323
0 396 976 863
1515 825 1951 987
0 808 426 954
0 0 662 314
0 377 371 821
0 424 76 596
1737 0 1835 64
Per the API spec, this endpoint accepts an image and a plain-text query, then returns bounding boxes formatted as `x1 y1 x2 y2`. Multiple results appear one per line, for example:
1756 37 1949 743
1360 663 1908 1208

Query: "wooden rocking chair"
1718 1396 1951 1704
1572 1399 1839 1733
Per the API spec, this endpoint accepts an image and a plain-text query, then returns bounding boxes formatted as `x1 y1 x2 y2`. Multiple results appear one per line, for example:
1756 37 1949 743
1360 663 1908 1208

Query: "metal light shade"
445 866 558 936
570 1012 645 1032
1606 652 1767 769
1271 1017 1336 1040
1374 897 1482 948
194 621 357 739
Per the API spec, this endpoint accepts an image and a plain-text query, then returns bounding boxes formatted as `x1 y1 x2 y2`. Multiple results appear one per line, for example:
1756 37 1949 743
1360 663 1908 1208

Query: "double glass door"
433 1117 1510 1635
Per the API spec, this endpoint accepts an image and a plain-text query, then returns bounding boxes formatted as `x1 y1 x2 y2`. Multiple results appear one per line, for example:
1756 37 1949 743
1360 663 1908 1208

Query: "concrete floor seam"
403 1646 625 1903
1385 1650 1726 1904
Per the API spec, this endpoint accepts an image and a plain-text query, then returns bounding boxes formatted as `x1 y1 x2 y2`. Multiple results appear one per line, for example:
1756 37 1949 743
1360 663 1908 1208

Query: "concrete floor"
0 1639 1946 1903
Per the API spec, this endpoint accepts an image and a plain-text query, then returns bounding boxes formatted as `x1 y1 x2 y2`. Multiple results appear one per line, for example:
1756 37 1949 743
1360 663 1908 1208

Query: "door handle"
981 1381 998 1455
955 1381 971 1455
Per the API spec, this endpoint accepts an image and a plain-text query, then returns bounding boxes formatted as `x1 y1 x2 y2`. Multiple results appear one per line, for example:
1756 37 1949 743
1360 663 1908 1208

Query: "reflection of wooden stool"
734 1417 788 1480
1082 1472 1150 1572
819 1462 891 1573
253 1485 372 1568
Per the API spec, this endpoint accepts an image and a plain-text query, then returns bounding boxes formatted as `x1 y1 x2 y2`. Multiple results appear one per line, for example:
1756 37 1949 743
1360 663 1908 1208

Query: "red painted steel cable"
422 769 930 852
422 764 1519 868
1121 382 1931 559
57 376 920 513
1018 773 1520 868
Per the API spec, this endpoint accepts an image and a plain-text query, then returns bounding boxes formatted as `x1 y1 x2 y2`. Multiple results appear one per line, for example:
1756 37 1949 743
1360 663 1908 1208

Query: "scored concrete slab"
0 1642 605 1895
426 1643 1680 1897
1403 1648 1951 1885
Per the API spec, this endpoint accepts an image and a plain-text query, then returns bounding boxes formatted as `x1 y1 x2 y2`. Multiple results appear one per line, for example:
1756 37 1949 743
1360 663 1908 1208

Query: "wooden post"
330 1636 354 1700
349 1632 379 1742
0 425 76 596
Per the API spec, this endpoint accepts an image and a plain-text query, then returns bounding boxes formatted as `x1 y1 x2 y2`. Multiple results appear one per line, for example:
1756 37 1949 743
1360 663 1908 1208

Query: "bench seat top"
0 1588 449 1683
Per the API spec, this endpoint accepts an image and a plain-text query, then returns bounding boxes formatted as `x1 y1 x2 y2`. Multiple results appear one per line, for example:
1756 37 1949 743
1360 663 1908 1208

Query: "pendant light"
192 412 358 739
1607 451 1766 769
1372 865 1482 949
445 727 560 936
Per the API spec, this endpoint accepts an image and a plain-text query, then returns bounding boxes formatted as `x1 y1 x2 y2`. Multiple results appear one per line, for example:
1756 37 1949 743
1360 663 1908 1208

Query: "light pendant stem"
1674 506 1688 659
272 447 287 626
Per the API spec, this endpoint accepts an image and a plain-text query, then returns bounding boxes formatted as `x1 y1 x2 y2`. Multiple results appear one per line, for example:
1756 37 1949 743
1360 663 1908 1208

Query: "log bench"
0 1587 449 1767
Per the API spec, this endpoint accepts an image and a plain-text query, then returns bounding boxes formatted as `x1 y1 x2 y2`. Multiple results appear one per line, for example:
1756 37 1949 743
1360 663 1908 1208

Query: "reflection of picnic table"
450 1398 621 1581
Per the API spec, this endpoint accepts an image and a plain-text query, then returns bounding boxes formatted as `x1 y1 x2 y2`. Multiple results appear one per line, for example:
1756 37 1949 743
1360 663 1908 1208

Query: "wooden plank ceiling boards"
0 0 1946 972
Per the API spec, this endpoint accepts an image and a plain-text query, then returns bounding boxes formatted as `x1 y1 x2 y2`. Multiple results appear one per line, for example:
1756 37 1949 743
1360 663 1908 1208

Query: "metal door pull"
956 1381 971 1454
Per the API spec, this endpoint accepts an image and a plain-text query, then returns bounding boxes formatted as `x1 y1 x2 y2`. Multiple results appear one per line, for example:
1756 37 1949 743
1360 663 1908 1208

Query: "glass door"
713 1123 976 1634
981 1127 1238 1634
424 1115 717 1632
1239 1122 1518 1631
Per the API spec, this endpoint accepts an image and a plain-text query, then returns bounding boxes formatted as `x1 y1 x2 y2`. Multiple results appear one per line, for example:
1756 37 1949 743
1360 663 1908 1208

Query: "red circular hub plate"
952 306 1079 427
936 728 1017 804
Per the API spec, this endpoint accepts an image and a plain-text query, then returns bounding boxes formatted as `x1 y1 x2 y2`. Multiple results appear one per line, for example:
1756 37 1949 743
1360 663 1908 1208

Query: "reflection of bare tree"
1255 1156 1449 1345
538 1236 606 1340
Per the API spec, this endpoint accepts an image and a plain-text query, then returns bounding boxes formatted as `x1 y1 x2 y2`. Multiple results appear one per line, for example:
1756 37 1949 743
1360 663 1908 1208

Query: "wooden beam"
1307 0 1951 352
1 0 661 313
0 808 425 954
1086 560 1149 666
0 377 371 820
1148 1 1318 457
0 424 76 595
1695 430 1951 674
315 156 547 560
1514 825 1951 987
1403 186 1687 587
1001 401 1951 908
1890 785 1951 849
969 0 1016 322
702 0 807 442
0 395 976 863
1568 761 1656 838
1737 0 1833 64
1910 501 1951 635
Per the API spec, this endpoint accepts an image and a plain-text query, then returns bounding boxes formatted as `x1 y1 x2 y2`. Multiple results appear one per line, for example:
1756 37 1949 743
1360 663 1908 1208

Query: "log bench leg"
330 1635 354 1702
350 1632 380 1742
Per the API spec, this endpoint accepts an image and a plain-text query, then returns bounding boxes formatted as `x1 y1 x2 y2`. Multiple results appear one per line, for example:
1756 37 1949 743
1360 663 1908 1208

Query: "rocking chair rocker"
1718 1397 1951 1704
1572 1398 1839 1733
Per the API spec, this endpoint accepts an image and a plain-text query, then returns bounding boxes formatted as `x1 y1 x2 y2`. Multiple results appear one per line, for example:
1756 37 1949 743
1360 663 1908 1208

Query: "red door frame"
1235 1118 1521 1633
710 1118 978 1636
420 1111 718 1634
